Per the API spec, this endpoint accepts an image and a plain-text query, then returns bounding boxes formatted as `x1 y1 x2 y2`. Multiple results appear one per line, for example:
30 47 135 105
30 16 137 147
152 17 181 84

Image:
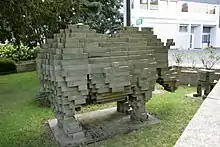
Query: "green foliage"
0 0 123 47
82 0 123 34
0 58 16 74
198 47 220 69
0 44 38 62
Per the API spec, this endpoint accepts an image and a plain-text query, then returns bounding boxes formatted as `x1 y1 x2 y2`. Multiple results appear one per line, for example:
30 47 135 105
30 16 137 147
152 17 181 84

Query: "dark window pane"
203 27 211 33
202 34 210 43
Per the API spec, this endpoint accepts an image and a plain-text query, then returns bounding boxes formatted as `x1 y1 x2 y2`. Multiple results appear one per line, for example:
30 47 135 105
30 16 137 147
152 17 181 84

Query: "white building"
124 0 220 50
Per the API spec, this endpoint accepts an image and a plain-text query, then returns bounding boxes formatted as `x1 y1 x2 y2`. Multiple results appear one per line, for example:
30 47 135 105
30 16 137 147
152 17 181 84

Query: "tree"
0 0 43 47
82 0 123 34
0 0 123 47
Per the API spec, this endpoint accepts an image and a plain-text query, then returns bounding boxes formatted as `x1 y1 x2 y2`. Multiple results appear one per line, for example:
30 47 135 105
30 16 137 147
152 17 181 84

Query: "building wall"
137 21 179 46
215 27 220 47
127 0 220 49
210 26 217 46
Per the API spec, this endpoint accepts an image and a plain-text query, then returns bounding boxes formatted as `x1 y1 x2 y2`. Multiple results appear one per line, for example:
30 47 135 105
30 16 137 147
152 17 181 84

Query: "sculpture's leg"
54 111 64 128
193 83 202 97
56 96 86 142
51 94 63 128
129 93 148 122
203 83 211 100
62 117 85 141
117 100 130 114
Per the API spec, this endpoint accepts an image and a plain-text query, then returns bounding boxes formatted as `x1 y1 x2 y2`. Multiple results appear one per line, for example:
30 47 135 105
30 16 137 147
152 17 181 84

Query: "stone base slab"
48 107 160 147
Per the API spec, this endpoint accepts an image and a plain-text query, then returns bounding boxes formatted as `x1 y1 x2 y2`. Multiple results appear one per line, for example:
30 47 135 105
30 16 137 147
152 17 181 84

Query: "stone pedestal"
48 107 160 147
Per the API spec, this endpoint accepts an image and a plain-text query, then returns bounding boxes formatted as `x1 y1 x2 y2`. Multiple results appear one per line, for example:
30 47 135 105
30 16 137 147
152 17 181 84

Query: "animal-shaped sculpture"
36 24 178 144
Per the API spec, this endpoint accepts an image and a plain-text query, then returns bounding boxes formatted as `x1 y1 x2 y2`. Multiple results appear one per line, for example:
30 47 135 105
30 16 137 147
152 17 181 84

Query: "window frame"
179 24 188 33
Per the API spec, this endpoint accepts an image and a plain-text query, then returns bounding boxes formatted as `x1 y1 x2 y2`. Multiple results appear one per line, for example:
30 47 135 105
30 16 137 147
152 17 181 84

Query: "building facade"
124 0 220 50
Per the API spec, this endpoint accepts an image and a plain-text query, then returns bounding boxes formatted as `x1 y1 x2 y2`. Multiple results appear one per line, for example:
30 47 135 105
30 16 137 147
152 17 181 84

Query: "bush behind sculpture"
0 44 39 62
0 58 16 74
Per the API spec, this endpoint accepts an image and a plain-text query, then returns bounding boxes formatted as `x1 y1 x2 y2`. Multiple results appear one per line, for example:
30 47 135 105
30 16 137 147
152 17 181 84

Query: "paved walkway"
174 80 220 147
168 49 220 69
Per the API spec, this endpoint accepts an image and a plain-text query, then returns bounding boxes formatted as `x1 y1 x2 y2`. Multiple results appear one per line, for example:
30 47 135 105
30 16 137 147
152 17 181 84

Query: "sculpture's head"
156 68 179 92
166 39 175 47
156 77 179 92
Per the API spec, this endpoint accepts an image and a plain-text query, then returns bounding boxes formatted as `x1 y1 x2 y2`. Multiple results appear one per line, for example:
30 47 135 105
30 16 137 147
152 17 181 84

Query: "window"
190 34 193 48
140 0 148 9
179 25 188 33
160 0 168 6
150 0 158 10
140 0 158 10
219 6 220 28
203 27 211 33
209 6 216 14
202 34 210 44
169 0 178 9
131 0 134 9
140 0 148 4
193 3 209 14
191 27 195 33
202 27 211 44
181 3 188 12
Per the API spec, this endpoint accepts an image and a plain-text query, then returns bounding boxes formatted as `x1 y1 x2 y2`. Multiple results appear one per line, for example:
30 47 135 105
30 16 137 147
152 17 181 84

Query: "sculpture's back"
36 24 178 144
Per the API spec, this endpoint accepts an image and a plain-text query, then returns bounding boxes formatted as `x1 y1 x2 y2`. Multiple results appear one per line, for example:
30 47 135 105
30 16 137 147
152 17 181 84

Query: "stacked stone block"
36 24 178 142
193 69 217 99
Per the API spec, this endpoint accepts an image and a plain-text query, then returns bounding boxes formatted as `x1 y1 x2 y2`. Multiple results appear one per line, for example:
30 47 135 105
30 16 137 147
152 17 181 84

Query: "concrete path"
174 80 220 147
168 49 220 69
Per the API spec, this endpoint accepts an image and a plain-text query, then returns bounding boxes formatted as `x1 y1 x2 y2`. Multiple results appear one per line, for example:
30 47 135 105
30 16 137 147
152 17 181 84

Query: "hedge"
0 44 39 62
0 58 17 75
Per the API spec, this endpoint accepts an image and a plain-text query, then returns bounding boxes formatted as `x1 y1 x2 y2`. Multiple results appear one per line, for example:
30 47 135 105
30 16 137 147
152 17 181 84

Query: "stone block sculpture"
193 69 217 99
36 24 178 144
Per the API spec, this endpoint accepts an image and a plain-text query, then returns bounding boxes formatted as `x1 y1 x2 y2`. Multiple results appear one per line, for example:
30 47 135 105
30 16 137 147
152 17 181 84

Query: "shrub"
198 47 220 70
172 50 186 67
0 58 16 74
0 44 39 62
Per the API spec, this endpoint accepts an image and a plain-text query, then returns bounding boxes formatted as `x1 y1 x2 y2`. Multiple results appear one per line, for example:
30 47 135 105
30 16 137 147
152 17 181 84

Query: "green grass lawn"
0 72 202 147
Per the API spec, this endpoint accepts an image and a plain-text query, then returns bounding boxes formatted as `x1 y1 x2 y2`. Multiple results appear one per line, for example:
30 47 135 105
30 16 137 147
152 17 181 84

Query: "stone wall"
16 60 36 73
178 70 220 86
